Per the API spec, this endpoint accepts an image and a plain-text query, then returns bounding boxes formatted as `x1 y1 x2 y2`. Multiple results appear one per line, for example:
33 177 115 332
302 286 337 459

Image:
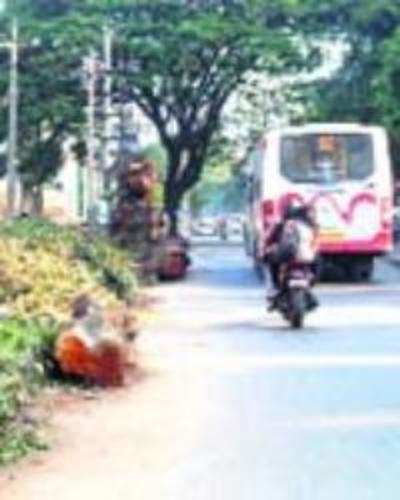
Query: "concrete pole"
6 19 19 217
86 50 97 225
102 25 113 185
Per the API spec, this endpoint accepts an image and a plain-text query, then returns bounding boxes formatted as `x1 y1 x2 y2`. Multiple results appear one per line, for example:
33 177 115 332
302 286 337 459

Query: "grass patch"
0 318 57 465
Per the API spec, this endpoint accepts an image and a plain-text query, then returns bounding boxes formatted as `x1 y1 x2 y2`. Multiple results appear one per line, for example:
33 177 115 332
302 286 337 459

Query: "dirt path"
0 299 210 500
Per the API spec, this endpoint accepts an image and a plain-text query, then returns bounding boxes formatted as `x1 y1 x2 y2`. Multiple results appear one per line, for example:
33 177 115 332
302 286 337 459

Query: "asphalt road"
3 243 400 500
143 243 400 500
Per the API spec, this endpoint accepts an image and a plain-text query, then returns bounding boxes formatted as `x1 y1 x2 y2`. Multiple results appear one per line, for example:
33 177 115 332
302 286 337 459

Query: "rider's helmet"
296 204 317 228
282 199 303 221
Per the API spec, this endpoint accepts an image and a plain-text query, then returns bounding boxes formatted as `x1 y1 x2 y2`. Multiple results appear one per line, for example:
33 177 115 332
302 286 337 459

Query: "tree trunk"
163 146 206 236
164 187 181 236
32 187 44 216
20 184 44 217
164 149 182 236
20 183 30 215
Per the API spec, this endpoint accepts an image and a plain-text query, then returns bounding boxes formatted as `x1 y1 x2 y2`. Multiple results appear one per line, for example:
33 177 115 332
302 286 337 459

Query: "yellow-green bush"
0 218 137 321
0 218 138 465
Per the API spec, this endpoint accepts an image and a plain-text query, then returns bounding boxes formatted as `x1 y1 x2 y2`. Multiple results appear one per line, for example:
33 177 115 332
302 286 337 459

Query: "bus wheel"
350 257 374 282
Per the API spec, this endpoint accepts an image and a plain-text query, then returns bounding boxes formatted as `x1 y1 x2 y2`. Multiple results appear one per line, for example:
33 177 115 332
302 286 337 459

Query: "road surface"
2 244 400 499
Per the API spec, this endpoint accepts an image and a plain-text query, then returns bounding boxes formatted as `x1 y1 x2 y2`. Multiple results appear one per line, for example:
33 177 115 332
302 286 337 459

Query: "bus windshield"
281 133 374 184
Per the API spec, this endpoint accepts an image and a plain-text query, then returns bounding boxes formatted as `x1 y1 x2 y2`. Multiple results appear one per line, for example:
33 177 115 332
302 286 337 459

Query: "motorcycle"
275 263 317 329
268 216 319 329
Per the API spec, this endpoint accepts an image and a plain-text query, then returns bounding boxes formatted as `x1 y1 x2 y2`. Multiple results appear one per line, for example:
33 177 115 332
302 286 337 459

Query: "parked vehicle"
218 213 244 240
245 123 394 281
192 216 217 237
226 214 244 239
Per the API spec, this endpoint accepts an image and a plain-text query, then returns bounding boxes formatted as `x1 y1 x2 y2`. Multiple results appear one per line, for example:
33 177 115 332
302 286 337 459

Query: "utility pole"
102 25 113 189
6 19 19 217
85 50 98 226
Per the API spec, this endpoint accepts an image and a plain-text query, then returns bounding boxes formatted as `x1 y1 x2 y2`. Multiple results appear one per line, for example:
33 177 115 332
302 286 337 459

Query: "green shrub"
0 218 138 320
0 218 139 465
75 235 137 300
0 318 57 465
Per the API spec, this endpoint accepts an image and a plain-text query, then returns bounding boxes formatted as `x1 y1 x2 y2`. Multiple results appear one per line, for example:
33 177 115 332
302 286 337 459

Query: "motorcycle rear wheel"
289 289 306 329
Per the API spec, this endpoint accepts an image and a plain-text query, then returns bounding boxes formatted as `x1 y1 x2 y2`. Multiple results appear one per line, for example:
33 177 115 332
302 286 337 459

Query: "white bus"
245 123 394 281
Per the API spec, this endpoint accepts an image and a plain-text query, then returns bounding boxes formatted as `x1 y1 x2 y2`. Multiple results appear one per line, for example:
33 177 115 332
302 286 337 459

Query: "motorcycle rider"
265 201 319 311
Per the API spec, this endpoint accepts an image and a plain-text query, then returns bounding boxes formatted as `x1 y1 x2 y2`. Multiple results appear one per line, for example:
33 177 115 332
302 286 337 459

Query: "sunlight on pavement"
142 345 400 373
273 412 400 430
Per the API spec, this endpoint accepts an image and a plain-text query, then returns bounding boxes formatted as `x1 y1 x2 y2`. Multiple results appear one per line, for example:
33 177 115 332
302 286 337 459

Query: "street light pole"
6 19 19 217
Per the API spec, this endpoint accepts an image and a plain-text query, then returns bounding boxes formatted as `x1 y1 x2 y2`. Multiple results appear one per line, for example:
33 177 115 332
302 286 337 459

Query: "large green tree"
0 1 98 212
104 0 305 232
299 0 400 169
3 0 313 223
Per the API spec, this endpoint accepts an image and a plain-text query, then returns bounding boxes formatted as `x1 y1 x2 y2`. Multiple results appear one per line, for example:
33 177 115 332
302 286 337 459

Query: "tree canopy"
2 0 310 225
103 0 306 230
299 0 400 170
4 0 400 221
0 0 99 212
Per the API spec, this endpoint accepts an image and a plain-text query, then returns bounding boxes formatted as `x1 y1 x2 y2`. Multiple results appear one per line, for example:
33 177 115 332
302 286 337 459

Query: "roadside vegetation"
0 318 56 465
0 218 138 465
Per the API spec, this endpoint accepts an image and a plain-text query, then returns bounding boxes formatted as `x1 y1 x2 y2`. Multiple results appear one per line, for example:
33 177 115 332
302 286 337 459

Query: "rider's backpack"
278 220 317 264
276 221 300 263
295 221 317 263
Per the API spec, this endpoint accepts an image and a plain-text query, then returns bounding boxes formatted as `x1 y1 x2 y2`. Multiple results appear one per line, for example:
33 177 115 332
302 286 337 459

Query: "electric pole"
6 19 19 217
102 25 113 189
85 50 98 226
